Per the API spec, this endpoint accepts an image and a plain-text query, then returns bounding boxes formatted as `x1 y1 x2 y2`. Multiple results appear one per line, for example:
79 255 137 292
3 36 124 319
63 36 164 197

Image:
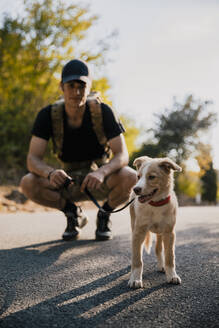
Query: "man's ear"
133 156 152 170
159 158 182 173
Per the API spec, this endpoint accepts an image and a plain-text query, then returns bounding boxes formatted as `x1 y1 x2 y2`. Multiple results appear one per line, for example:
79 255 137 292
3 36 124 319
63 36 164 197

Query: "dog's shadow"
1 261 172 327
0 238 99 316
2 225 217 327
0 235 172 326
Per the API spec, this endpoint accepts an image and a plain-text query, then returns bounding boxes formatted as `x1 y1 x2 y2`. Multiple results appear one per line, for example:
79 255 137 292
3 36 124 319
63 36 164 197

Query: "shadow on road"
0 238 98 317
0 263 174 328
0 224 218 328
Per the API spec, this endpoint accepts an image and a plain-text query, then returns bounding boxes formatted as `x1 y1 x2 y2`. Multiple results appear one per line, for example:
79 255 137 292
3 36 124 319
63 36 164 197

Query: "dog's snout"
133 186 142 195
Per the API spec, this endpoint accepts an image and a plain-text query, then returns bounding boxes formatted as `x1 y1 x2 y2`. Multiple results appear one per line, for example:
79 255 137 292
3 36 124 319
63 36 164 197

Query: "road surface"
0 206 218 327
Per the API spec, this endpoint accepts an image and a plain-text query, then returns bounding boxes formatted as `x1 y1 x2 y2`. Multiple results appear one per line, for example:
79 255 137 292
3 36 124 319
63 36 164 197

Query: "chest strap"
88 97 108 146
51 96 110 161
51 100 64 158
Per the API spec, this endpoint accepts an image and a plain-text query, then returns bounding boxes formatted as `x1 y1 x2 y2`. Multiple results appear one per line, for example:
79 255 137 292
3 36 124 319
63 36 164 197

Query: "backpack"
51 92 111 164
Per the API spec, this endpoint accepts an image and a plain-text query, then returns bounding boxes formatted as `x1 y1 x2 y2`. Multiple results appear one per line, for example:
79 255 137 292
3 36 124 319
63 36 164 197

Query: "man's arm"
80 134 129 192
27 136 53 178
27 136 69 188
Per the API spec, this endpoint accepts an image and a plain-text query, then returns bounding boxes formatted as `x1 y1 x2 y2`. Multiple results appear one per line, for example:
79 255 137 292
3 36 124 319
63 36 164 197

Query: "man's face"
61 80 89 107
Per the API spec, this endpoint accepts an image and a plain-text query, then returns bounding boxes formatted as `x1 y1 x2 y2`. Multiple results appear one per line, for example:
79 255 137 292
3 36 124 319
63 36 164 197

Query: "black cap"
61 59 91 85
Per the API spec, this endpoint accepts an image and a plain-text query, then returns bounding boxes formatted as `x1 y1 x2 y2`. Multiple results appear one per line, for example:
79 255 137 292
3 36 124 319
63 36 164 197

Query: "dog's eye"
137 175 141 180
148 175 156 180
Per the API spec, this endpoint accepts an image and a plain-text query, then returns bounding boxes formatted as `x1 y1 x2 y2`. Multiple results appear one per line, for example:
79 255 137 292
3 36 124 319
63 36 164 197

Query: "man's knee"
107 166 137 191
119 166 137 189
20 173 38 198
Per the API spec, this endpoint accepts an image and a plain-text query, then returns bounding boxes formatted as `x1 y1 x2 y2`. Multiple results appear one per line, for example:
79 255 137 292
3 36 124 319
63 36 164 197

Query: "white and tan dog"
128 156 182 288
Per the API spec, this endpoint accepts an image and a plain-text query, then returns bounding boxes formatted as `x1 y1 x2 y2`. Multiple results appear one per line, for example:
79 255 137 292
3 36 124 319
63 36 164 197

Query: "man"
20 59 137 241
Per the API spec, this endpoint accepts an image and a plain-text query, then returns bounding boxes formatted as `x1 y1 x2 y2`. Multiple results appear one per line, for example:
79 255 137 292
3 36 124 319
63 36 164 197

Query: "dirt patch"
0 186 53 213
0 186 95 213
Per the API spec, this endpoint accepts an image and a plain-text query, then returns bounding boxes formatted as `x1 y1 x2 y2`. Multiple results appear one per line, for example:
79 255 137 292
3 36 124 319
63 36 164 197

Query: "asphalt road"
0 206 218 328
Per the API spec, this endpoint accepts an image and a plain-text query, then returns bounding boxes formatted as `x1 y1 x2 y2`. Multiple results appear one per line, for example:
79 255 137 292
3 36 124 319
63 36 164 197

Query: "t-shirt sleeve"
101 103 125 140
31 105 53 140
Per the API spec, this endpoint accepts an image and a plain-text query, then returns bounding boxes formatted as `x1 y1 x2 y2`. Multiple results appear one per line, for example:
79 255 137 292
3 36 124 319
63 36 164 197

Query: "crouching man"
20 59 137 241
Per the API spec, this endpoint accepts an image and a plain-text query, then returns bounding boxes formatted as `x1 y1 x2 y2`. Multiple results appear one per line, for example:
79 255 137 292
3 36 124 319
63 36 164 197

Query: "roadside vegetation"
0 0 218 208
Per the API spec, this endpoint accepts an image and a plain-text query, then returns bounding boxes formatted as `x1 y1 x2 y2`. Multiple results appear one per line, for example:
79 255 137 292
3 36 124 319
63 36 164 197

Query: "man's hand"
80 170 105 193
49 169 72 189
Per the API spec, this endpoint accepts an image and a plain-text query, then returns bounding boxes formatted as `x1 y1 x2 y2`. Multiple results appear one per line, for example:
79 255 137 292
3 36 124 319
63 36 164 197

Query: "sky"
1 0 219 170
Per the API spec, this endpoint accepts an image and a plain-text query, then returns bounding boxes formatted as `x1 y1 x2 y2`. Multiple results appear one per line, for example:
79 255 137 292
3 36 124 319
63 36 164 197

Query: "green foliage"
92 78 112 105
177 171 200 198
217 181 219 201
201 162 217 203
195 143 218 203
0 0 112 171
195 143 212 177
153 95 216 163
131 95 217 166
120 116 141 156
130 143 161 166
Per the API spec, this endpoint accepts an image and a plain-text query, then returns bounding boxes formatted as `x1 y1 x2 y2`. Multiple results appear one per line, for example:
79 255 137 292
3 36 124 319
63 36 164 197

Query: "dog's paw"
128 278 143 289
167 275 181 285
128 267 143 288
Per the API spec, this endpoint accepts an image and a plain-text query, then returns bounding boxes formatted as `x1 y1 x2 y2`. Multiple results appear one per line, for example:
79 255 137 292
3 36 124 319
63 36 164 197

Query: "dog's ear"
133 156 152 170
159 158 182 173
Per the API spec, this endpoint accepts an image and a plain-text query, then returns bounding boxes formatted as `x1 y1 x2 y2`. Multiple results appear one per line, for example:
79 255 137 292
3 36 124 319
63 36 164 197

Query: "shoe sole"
62 233 79 241
95 234 113 241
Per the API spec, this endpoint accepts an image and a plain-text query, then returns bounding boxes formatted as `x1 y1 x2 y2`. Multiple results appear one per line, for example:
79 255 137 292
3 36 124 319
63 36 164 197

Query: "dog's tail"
144 231 153 254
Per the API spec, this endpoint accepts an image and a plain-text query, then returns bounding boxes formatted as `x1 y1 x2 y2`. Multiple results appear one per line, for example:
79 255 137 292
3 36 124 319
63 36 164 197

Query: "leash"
63 177 135 213
84 187 135 213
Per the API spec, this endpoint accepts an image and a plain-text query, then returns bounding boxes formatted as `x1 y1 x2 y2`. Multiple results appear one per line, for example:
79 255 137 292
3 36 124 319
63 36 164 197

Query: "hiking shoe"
62 207 88 241
95 210 112 241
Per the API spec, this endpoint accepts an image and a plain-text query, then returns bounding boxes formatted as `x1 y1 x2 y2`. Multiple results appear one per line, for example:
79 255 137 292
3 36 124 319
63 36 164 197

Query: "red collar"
149 195 171 207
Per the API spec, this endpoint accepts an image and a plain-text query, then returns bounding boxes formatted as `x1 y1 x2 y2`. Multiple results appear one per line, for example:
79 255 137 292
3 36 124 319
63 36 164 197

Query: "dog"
128 156 182 288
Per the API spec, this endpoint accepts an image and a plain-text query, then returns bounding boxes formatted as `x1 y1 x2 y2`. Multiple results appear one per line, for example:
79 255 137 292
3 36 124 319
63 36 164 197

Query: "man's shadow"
0 238 98 316
0 257 172 327
1 225 218 328
0 233 167 316
0 231 177 327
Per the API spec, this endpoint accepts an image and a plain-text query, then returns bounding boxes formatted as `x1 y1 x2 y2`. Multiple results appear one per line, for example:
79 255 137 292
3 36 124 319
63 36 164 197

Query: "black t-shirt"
31 102 125 162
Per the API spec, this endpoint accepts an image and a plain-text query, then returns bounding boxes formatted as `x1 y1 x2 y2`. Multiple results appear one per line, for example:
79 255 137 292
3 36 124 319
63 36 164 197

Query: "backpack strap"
87 96 107 146
51 93 111 162
51 99 65 159
87 93 111 158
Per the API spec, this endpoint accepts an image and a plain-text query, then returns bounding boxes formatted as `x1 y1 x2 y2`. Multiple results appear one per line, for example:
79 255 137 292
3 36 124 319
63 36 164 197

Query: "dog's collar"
148 195 171 207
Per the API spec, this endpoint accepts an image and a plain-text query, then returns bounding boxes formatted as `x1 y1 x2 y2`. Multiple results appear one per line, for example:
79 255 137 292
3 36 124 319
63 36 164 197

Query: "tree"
130 143 161 166
201 162 217 203
177 171 200 199
120 116 141 155
0 0 111 170
196 143 217 203
131 95 217 166
195 143 212 174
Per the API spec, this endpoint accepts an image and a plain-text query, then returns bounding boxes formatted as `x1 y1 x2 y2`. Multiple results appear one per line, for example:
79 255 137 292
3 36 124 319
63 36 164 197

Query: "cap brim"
62 75 90 84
